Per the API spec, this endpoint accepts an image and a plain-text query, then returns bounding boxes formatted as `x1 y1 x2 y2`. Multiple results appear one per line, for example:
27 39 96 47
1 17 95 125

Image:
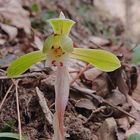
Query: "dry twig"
13 80 22 140
72 84 137 120
70 64 90 85
85 106 107 123
0 84 14 111
0 72 45 80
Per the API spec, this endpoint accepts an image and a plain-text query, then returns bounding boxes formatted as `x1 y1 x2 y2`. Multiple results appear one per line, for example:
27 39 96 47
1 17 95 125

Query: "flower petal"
48 19 75 35
43 34 54 53
71 48 121 72
7 51 47 77
60 35 73 53
54 66 70 140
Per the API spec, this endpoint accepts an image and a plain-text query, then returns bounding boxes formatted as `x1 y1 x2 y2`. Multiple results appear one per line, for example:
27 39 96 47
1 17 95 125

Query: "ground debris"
0 0 31 34
98 117 117 140
65 113 92 140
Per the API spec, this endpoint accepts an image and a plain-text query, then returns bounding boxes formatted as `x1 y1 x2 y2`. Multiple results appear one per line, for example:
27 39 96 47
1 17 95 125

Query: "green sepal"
48 19 75 35
7 51 47 78
43 34 54 53
0 132 27 140
71 48 121 72
53 34 61 48
60 35 73 52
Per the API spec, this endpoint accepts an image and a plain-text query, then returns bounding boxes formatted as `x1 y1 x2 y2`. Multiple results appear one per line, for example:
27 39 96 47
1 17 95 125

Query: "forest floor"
0 0 140 140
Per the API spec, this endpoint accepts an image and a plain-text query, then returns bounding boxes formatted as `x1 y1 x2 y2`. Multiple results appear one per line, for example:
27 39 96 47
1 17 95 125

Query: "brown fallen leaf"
75 98 96 110
116 117 130 132
0 0 31 34
84 68 103 81
127 95 140 112
34 36 43 50
106 88 126 106
94 0 126 23
92 73 109 98
89 36 110 46
132 75 140 102
0 23 18 40
125 96 140 138
0 38 6 45
108 68 129 96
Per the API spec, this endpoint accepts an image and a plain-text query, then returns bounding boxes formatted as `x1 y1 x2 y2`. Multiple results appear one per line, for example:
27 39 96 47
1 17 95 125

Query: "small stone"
98 117 117 140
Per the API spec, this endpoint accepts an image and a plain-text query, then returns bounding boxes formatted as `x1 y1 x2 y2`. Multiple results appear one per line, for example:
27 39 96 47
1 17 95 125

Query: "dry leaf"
89 36 110 46
0 23 18 40
116 117 130 131
0 0 31 34
132 75 140 102
75 99 96 110
94 0 126 23
34 36 43 50
84 68 103 81
106 89 126 106
92 73 109 98
0 38 6 45
127 95 140 112
125 96 140 138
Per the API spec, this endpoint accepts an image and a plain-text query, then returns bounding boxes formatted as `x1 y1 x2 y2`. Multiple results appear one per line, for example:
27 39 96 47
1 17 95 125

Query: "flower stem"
53 66 70 140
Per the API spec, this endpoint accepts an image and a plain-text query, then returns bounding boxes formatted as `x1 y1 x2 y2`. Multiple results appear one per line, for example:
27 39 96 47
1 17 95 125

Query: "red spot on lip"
52 60 56 66
60 62 63 67
51 60 63 67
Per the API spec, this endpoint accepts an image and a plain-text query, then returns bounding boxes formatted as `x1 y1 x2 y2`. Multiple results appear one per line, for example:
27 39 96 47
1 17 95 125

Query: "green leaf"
43 35 54 53
0 132 27 140
31 3 39 12
7 51 47 78
48 19 75 35
131 45 140 64
128 133 140 140
71 48 121 72
61 35 73 52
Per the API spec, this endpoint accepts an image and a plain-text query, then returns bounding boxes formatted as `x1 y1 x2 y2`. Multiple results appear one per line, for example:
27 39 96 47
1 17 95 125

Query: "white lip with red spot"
45 46 70 67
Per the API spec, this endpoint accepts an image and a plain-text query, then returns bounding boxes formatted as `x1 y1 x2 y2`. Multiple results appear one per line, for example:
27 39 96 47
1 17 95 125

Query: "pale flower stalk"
53 66 69 140
41 12 73 140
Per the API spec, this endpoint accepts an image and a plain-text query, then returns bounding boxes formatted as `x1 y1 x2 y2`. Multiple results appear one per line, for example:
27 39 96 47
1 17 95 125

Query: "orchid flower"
7 12 121 140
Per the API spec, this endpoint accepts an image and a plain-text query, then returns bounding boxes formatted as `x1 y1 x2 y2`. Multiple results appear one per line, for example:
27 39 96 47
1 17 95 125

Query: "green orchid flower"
7 12 121 140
